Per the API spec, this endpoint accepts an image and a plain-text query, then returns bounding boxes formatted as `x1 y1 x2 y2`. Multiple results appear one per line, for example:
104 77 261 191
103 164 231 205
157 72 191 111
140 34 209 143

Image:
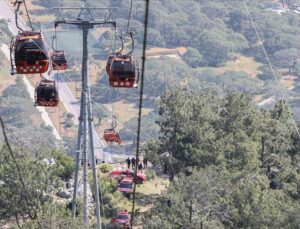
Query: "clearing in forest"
200 54 263 77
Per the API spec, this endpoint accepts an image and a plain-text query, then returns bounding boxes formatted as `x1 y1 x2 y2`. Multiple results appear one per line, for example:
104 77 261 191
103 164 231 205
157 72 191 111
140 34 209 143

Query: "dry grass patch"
104 101 152 124
199 54 263 77
254 94 263 103
0 52 14 94
137 177 169 196
280 76 295 89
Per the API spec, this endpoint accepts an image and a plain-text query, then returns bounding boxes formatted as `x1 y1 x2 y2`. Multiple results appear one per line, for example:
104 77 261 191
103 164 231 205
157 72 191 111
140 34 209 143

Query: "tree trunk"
169 170 174 182
15 214 21 228
260 137 266 168
189 200 193 224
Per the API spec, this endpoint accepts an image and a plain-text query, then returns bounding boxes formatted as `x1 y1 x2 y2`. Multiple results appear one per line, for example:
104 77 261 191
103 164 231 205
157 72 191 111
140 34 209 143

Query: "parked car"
109 169 146 184
117 179 133 198
111 210 131 228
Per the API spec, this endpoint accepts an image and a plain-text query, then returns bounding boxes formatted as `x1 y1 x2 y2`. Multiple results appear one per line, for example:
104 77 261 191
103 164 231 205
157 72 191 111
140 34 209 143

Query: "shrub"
145 170 156 181
99 163 113 173
52 150 75 179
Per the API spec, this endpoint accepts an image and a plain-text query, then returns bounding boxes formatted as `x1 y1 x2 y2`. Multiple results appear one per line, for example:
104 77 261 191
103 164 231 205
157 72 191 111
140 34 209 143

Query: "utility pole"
54 7 116 229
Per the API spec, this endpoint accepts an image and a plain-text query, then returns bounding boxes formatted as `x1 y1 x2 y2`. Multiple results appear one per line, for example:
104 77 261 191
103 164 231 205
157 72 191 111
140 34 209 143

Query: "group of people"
126 157 148 171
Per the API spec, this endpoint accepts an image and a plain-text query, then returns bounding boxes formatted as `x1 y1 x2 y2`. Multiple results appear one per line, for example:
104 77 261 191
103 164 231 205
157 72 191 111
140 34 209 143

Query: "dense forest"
1 0 300 228
144 88 300 228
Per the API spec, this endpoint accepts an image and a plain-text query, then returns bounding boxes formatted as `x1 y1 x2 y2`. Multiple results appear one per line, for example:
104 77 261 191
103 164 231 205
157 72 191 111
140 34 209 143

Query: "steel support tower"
54 7 116 229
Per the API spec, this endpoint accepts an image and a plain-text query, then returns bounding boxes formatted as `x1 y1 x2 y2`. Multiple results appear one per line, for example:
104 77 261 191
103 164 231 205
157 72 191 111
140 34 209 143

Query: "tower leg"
87 66 102 229
72 93 84 219
82 24 89 228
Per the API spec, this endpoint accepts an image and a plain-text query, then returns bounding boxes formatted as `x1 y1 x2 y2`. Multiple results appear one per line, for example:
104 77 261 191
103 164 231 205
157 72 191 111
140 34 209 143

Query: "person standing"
126 157 131 169
143 157 148 168
138 163 143 172
131 157 136 169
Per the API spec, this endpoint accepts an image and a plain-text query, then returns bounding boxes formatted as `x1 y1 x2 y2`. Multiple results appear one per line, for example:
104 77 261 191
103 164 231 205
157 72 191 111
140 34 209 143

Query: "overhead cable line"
130 0 150 228
11 1 154 145
11 4 150 138
19 34 139 137
125 0 134 36
23 0 34 31
158 5 169 91
13 0 34 31
52 28 63 151
242 0 300 140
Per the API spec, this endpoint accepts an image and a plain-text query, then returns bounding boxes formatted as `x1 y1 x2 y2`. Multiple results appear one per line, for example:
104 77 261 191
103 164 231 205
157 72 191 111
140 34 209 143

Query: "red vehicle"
109 169 146 184
111 210 131 228
117 179 133 198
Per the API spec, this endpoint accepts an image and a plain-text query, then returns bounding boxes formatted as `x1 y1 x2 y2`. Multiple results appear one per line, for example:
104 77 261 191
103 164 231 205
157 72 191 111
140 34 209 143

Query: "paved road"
0 0 114 162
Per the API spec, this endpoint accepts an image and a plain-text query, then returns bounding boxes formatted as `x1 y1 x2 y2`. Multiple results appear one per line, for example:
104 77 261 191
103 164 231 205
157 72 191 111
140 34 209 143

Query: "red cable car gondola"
103 128 121 144
108 55 139 88
35 79 59 107
106 32 139 88
51 50 68 71
11 31 49 75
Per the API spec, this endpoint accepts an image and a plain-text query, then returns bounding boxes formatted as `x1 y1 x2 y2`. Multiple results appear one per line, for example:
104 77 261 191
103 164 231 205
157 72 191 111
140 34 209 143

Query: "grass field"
199 54 263 77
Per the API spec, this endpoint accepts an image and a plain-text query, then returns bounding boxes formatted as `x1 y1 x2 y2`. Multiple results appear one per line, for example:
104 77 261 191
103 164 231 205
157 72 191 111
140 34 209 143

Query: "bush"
145 170 156 181
182 47 205 68
99 163 113 173
52 150 75 179
66 198 83 217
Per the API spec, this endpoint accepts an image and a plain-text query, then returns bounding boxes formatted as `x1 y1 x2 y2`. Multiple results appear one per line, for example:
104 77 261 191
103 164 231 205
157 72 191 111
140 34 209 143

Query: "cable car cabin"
106 52 117 75
108 55 139 88
103 129 121 144
12 31 49 74
35 80 59 107
51 50 68 70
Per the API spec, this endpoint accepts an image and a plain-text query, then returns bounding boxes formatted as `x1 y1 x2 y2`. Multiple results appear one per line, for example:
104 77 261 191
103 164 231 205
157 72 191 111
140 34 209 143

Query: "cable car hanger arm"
13 0 24 32
12 0 34 31
126 31 135 56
